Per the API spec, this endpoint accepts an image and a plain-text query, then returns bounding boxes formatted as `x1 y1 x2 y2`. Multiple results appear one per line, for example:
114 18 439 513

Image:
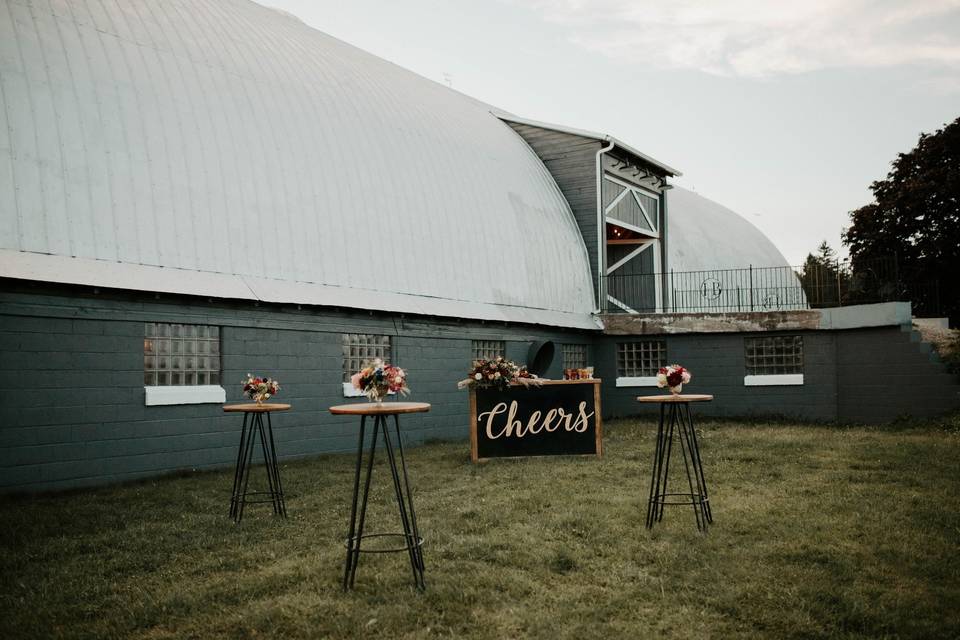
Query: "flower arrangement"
657 364 691 395
457 357 542 391
459 356 517 391
243 373 280 404
351 358 409 403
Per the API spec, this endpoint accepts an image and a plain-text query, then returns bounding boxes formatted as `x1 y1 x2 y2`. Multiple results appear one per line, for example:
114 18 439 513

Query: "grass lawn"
2 416 959 639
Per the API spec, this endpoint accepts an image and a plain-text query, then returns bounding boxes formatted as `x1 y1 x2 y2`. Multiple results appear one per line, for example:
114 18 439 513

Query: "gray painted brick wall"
2 285 958 492
596 328 959 422
837 327 960 422
0 287 588 492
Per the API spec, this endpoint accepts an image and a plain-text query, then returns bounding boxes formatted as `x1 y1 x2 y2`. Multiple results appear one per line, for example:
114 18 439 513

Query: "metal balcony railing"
602 257 941 316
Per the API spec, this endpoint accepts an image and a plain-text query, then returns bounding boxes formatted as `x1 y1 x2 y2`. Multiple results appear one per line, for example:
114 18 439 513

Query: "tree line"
799 116 959 325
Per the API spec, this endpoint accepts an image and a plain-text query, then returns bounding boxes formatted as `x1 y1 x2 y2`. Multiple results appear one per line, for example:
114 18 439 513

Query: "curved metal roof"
667 187 792 272
0 0 597 329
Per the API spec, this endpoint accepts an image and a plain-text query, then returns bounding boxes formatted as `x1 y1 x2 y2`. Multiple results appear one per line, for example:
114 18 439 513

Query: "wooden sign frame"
469 379 603 463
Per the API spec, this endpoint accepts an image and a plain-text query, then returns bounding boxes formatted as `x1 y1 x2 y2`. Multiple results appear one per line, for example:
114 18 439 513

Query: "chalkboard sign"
469 380 603 462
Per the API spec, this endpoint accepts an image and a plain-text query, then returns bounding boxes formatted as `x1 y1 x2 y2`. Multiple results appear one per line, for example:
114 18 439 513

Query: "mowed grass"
2 417 959 640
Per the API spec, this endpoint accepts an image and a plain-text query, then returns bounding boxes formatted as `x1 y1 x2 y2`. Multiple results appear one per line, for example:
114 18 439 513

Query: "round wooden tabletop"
329 402 431 416
637 394 714 403
223 403 292 413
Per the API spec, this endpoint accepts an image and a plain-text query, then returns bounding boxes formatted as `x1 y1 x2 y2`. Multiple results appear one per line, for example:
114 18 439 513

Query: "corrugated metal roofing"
667 187 793 272
0 0 597 329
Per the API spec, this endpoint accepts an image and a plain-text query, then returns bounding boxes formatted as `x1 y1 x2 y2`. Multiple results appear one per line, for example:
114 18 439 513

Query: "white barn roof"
0 0 598 329
667 187 792 272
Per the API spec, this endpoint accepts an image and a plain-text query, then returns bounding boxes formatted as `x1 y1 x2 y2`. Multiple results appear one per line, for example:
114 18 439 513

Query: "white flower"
681 371 692 384
474 373 482 380
656 373 667 388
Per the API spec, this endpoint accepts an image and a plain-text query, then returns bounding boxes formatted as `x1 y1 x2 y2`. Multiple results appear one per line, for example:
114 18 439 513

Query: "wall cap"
600 302 912 335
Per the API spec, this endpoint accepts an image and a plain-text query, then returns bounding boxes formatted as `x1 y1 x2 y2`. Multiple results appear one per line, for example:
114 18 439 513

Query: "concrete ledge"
817 302 912 330
601 302 912 335
913 317 950 330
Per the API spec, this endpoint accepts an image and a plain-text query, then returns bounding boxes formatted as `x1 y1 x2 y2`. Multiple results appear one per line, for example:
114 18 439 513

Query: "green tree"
843 117 960 324
798 241 844 307
815 240 836 263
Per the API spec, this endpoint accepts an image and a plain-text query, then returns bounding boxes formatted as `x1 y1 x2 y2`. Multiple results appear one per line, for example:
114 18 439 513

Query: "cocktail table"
637 394 713 532
223 402 290 523
329 402 430 590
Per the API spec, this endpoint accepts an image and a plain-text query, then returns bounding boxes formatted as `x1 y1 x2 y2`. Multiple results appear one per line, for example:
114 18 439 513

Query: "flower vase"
670 384 682 395
368 387 387 406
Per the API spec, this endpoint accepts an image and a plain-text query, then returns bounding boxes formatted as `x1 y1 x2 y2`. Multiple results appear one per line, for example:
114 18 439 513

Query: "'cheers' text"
478 400 595 440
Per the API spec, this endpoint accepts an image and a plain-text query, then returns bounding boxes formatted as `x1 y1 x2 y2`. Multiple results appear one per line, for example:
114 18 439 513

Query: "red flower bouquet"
657 364 692 395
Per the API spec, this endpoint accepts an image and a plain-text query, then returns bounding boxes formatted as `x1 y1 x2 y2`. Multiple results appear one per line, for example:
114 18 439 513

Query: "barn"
2 0 957 491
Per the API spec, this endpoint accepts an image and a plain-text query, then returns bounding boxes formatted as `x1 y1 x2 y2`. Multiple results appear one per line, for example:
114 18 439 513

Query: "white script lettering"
479 400 595 440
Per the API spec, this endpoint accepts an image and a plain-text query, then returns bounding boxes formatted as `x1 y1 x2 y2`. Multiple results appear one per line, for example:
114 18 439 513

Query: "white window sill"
342 382 365 398
144 385 226 406
743 374 804 386
616 376 659 387
342 382 398 398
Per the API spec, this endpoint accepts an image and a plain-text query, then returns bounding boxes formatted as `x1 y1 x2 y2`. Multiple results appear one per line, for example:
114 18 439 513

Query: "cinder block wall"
837 328 960 422
0 285 593 492
2 283 958 493
595 328 960 422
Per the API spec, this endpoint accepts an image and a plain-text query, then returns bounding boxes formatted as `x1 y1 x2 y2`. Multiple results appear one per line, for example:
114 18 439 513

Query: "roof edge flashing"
0 250 602 331
494 112 682 177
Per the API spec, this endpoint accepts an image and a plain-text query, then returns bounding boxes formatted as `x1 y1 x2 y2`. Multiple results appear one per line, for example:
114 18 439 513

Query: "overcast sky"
258 0 960 264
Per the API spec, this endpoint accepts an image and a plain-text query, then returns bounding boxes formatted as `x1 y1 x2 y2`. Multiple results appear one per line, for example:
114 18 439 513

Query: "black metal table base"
229 411 287 523
344 414 425 591
646 403 713 532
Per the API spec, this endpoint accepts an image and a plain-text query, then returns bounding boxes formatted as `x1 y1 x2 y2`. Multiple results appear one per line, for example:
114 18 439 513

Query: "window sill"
743 374 804 387
342 382 364 398
616 376 659 387
144 385 226 406
342 382 398 398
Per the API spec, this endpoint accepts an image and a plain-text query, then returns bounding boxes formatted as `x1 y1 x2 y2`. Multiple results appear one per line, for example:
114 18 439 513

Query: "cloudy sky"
259 0 960 263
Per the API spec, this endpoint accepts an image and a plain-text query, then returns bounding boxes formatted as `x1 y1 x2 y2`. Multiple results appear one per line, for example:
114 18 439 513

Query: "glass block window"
745 336 804 375
471 340 505 362
144 323 220 386
562 344 588 369
616 341 666 377
342 334 392 381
